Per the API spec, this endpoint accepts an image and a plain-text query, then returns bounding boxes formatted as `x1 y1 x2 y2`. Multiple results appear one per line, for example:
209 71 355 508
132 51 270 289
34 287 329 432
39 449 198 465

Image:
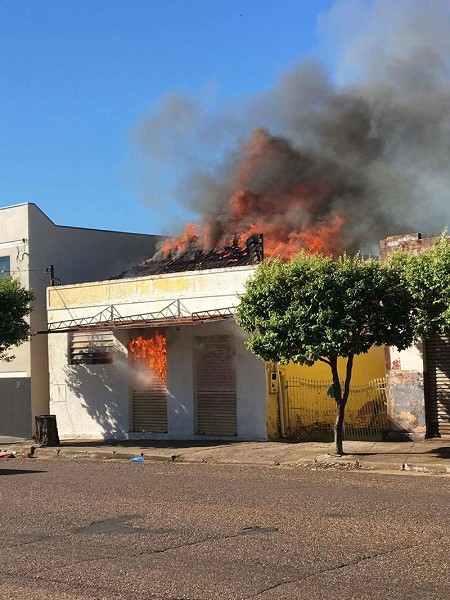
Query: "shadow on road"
57 439 240 449
0 468 46 476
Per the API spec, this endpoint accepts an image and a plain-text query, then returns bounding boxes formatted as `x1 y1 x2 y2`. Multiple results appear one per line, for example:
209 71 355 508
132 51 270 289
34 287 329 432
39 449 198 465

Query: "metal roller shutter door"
195 336 237 436
425 334 450 437
132 380 168 433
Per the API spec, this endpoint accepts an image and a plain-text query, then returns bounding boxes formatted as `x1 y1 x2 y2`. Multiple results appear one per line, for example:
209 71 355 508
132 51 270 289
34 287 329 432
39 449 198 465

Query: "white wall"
166 326 194 437
47 265 268 440
385 341 426 438
49 330 131 439
47 265 258 326
28 203 161 427
165 321 267 440
388 344 423 372
0 204 31 374
47 264 268 440
0 202 162 437
0 205 32 436
49 320 267 441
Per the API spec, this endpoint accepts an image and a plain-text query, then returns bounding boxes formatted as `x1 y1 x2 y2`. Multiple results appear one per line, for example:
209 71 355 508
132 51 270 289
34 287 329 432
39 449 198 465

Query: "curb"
402 462 450 474
1 444 449 474
357 460 405 472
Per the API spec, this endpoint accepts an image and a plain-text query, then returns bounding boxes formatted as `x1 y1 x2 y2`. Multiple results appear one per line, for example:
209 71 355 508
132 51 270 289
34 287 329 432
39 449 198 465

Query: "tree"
388 233 450 338
236 252 416 455
0 277 34 362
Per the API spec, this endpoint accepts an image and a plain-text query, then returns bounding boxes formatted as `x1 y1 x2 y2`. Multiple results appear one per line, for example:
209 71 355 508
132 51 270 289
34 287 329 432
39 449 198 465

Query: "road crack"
245 534 445 598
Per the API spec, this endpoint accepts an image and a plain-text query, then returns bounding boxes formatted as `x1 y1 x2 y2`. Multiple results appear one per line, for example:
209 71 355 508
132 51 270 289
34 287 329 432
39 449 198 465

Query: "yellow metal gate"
285 377 387 441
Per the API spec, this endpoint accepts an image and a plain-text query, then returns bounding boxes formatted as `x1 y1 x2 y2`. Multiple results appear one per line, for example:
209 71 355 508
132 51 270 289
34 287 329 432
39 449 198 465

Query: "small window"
0 256 10 277
70 330 114 365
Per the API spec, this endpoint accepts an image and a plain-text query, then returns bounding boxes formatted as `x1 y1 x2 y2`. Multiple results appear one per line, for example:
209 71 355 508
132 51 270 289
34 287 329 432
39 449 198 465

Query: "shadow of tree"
422 445 450 458
64 365 126 439
0 468 46 476
63 330 130 440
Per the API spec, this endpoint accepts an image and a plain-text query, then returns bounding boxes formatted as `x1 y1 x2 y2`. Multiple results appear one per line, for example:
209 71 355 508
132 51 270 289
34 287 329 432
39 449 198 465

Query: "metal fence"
285 377 387 441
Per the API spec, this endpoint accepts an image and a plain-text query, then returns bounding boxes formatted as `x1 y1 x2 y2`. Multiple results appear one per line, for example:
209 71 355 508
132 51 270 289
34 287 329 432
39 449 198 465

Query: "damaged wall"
380 233 430 439
384 344 426 439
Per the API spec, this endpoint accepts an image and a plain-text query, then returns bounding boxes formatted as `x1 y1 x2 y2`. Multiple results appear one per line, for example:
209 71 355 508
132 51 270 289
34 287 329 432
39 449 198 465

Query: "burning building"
44 2 450 441
46 237 271 441
46 226 450 443
46 228 387 442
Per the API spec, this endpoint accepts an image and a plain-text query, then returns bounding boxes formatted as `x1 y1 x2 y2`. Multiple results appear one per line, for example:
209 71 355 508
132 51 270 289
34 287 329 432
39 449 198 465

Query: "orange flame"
128 332 167 382
161 222 199 259
159 129 347 261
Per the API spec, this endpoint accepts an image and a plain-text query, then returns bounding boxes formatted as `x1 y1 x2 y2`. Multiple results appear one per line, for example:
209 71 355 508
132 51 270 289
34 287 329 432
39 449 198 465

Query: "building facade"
0 203 161 437
46 262 389 442
46 266 268 440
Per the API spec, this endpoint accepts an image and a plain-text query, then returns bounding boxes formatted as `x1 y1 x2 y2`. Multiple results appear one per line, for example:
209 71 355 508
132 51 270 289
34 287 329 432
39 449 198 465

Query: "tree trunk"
35 415 60 446
328 354 354 456
334 401 346 455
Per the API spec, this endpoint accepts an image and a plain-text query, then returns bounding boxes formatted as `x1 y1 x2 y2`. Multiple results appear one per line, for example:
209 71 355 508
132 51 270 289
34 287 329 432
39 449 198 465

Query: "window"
0 256 10 277
70 330 114 365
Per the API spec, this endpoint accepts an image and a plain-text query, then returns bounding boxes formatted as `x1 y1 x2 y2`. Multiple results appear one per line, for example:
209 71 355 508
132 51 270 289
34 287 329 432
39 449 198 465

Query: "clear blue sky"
0 1 339 235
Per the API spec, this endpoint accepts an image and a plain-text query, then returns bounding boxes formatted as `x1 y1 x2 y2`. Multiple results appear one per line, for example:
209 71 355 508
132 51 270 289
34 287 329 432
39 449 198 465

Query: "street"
0 459 448 600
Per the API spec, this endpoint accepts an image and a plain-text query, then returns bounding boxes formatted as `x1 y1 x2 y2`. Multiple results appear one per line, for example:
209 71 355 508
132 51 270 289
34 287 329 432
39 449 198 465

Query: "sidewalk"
1 437 449 474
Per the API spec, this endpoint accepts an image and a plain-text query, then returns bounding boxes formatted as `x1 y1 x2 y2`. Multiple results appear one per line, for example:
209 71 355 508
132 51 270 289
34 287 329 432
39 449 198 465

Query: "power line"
11 267 51 273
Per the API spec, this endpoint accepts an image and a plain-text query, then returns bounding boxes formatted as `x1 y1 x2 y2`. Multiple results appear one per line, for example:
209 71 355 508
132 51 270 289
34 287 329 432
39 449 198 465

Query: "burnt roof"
113 233 264 279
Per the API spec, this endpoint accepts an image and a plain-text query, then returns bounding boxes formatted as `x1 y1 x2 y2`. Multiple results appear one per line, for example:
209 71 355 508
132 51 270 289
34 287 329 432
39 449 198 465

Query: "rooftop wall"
47 265 257 326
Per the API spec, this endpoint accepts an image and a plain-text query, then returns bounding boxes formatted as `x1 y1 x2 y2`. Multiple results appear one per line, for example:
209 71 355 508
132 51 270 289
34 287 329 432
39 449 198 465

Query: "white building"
46 266 268 441
0 203 161 437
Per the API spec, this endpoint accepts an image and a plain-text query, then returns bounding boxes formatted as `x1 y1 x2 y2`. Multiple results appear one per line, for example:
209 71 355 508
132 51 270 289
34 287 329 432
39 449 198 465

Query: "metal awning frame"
42 300 236 334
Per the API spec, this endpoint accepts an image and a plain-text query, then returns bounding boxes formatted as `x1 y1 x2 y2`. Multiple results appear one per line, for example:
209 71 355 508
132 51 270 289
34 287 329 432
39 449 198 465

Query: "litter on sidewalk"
130 453 144 463
0 451 16 458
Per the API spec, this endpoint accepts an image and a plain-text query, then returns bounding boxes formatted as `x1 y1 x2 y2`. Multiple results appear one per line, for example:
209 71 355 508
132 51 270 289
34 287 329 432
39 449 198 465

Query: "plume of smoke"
136 0 450 256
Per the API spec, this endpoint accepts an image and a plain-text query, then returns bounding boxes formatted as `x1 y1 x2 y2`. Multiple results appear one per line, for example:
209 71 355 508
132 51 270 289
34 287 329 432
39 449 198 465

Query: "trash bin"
35 415 60 446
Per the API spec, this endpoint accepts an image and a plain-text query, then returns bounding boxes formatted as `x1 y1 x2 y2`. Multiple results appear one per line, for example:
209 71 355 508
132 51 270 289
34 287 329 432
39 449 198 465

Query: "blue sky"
0 0 336 235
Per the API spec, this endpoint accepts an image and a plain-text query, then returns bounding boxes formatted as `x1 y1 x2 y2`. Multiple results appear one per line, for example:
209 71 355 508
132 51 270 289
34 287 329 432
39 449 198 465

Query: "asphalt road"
0 460 448 600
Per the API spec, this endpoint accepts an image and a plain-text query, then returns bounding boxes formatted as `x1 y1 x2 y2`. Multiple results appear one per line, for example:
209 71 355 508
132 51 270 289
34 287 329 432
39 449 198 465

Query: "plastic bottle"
130 454 144 463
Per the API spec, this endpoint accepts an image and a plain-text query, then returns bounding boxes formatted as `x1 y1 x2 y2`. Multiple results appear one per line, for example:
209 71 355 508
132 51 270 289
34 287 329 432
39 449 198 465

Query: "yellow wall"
280 345 386 384
266 362 281 439
266 346 386 439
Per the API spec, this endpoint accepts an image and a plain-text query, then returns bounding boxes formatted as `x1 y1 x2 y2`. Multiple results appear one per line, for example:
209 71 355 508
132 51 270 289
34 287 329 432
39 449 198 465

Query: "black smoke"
135 0 450 255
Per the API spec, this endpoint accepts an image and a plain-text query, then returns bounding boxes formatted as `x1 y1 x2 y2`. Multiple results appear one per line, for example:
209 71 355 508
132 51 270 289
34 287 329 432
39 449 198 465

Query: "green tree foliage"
388 233 450 337
236 253 416 455
0 277 34 362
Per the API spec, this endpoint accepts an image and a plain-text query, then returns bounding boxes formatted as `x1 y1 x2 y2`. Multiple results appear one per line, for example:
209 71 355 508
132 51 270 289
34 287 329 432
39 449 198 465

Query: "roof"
113 233 264 279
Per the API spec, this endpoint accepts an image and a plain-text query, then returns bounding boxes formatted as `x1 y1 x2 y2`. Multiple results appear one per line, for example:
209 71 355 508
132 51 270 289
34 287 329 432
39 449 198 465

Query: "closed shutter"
425 334 450 437
194 335 237 436
132 380 168 433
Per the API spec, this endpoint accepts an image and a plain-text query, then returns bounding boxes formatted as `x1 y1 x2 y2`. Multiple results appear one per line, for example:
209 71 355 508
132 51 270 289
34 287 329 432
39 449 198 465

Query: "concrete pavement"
1 437 449 474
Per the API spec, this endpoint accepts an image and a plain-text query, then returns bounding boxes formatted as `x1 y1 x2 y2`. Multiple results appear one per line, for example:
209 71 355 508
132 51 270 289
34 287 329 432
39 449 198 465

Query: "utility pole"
48 265 55 286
